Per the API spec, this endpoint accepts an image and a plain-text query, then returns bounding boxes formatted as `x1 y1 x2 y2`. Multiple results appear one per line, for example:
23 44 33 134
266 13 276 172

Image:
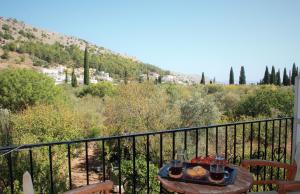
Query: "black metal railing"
0 117 294 194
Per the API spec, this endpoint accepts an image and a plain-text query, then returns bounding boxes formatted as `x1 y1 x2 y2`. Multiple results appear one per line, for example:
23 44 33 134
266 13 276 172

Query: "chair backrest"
295 143 300 181
23 171 34 194
63 181 113 194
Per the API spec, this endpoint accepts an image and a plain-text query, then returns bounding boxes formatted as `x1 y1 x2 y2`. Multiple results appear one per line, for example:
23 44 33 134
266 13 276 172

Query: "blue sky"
1 0 300 82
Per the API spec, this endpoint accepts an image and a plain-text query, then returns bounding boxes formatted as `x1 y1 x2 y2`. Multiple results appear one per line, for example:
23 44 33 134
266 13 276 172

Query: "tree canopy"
0 69 61 111
229 67 234 84
239 66 246 85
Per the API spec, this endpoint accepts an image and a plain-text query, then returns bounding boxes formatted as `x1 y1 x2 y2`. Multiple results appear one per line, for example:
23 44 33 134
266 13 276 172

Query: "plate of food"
185 165 208 179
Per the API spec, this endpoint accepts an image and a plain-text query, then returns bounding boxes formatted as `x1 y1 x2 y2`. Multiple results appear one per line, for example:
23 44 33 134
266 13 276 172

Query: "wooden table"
158 166 253 194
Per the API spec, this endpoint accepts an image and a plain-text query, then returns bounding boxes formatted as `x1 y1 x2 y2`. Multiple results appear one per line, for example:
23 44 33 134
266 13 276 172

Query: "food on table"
191 156 228 166
186 166 207 178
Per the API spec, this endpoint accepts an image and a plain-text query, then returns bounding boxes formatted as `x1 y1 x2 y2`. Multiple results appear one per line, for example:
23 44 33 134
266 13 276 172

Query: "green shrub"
11 104 83 144
180 90 220 127
3 42 17 51
0 69 61 111
32 57 49 67
1 50 9 59
1 32 14 40
2 24 10 31
119 155 159 193
235 87 294 117
78 82 117 98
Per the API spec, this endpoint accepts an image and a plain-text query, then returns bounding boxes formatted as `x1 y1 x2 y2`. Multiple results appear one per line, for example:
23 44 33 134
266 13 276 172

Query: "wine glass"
175 149 187 163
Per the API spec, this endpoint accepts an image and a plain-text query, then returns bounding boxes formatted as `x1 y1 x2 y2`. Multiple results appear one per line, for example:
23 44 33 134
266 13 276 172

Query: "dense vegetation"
1 40 166 80
0 69 295 193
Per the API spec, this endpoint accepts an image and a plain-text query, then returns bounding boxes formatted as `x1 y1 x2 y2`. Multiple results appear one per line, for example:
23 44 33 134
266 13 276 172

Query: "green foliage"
180 90 220 127
65 70 68 83
0 109 11 146
263 66 270 84
104 83 180 134
120 155 159 193
229 67 234 84
124 69 128 84
15 41 73 64
0 103 86 193
1 50 9 59
32 57 49 67
200 72 205 84
0 69 61 111
11 104 83 144
78 82 117 98
84 46 90 85
235 86 293 117
2 24 10 31
276 70 281 85
239 66 246 85
270 66 276 84
4 40 165 80
18 29 35 39
0 31 14 40
283 68 289 86
3 42 17 51
291 63 298 85
71 69 78 87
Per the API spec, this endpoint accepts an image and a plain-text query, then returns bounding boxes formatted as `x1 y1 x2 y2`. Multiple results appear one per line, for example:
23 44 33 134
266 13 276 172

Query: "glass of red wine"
209 154 228 182
169 150 187 176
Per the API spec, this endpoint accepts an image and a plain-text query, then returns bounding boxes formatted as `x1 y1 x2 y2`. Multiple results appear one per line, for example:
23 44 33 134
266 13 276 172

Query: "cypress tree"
83 46 90 85
288 71 292 85
275 70 281 86
263 66 270 84
270 66 276 84
292 63 298 85
124 70 128 84
65 70 68 83
158 75 162 84
283 68 289 86
200 72 205 84
71 68 78 87
239 66 246 84
229 67 234 84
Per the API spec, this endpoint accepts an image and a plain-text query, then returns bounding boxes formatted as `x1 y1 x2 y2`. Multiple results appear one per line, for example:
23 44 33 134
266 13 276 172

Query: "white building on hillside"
40 65 65 85
162 75 177 83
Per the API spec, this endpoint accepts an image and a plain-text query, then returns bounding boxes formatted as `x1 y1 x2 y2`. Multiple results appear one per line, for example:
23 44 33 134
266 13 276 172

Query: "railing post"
293 76 300 160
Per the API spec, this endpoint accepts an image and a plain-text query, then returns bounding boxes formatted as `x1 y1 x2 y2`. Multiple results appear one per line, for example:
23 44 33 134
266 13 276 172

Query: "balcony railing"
0 117 294 194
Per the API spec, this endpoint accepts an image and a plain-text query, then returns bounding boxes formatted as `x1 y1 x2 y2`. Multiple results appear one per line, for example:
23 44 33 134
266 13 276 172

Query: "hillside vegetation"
0 17 166 79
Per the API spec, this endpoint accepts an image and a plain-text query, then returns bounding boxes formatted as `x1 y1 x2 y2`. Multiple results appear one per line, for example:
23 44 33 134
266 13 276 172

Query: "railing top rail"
0 117 293 153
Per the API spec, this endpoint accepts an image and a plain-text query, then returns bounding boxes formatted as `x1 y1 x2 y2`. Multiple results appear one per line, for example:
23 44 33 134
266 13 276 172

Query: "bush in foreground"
0 68 61 111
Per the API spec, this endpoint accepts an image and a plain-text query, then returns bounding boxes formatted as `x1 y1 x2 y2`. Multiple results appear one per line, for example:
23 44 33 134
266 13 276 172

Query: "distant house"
40 65 65 85
139 72 160 81
40 66 114 85
162 75 177 83
96 71 113 82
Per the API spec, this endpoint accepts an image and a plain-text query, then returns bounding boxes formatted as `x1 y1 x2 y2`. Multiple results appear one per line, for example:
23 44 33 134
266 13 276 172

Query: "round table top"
158 166 253 194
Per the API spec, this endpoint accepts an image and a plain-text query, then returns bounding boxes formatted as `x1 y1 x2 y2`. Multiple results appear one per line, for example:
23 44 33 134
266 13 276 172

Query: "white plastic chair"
23 171 34 194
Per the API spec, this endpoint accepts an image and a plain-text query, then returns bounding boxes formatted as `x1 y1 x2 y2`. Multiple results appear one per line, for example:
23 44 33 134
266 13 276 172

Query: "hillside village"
0 17 205 85
39 65 201 85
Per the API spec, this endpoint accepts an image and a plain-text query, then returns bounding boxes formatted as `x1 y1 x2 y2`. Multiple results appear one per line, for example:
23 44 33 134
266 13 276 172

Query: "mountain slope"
0 17 166 79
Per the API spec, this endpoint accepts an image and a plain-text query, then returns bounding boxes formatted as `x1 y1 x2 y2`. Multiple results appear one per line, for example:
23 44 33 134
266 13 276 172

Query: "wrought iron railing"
0 117 294 194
